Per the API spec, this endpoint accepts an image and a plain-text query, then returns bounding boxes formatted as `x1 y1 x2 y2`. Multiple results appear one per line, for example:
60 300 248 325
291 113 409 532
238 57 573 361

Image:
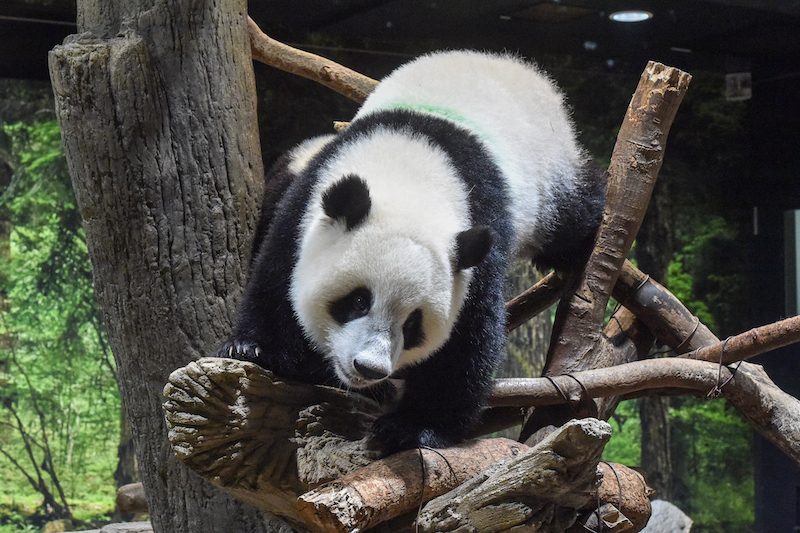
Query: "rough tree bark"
47 1 286 532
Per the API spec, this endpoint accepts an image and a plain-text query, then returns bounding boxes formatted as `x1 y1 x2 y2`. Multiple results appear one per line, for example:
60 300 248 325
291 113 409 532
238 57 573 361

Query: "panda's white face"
308 231 456 387
290 131 493 388
294 225 466 388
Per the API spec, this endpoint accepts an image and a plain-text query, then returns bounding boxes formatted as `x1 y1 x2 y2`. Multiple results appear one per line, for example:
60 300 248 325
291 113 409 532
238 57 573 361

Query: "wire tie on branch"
597 460 624 533
617 272 650 310
630 273 651 299
564 373 594 413
415 445 459 533
675 315 701 353
707 336 734 398
545 376 578 416
603 461 624 509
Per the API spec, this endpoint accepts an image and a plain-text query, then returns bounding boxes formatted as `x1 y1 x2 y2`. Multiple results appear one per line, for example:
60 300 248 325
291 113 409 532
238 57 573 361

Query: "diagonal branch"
248 17 377 103
544 63 692 376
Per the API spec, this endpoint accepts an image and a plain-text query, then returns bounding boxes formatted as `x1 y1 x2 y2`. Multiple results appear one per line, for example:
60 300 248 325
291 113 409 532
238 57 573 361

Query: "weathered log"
415 419 610 533
163 357 382 525
248 17 377 103
297 439 528 533
164 358 665 532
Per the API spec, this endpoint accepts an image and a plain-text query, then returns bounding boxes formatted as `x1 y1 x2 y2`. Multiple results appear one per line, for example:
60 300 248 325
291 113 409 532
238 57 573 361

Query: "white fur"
286 135 334 175
290 129 473 384
354 50 586 256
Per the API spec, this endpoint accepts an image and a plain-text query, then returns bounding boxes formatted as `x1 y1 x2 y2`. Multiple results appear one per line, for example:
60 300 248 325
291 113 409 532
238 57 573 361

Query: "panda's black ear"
454 226 494 271
322 174 372 231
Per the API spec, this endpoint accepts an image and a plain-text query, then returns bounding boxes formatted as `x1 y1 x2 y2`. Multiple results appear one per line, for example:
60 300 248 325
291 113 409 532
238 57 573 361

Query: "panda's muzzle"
348 330 395 383
353 359 391 381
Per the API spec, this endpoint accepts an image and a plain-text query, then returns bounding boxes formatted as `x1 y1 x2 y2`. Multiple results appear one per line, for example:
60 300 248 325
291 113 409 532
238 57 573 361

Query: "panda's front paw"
214 340 264 364
369 412 457 456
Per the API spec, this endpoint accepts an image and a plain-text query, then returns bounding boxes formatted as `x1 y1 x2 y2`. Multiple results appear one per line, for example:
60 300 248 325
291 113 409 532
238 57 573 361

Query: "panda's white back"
352 50 587 254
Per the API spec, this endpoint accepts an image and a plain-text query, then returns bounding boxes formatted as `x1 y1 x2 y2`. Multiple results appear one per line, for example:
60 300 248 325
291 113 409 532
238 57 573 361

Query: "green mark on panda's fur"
379 101 493 146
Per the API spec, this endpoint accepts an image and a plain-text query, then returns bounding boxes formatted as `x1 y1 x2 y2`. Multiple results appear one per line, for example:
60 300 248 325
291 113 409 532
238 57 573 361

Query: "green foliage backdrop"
0 117 121 527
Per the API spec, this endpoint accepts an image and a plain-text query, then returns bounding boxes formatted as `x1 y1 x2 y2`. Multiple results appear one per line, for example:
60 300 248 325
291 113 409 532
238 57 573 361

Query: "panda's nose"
353 358 391 381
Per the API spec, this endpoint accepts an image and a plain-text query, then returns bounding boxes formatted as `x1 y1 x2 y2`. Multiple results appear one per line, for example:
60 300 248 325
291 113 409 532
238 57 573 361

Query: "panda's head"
290 174 493 389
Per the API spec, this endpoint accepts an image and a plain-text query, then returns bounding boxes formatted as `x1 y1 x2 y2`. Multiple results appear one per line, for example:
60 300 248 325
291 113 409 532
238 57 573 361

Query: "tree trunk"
48 0 287 531
113 402 138 487
635 176 675 500
639 397 672 500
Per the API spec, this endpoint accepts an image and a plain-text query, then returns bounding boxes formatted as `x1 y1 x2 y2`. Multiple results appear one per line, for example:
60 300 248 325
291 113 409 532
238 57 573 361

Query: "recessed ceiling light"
609 10 653 22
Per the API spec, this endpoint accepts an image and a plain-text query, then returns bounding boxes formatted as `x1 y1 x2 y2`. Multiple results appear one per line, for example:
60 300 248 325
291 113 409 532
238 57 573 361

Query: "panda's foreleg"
369 262 507 454
212 222 333 385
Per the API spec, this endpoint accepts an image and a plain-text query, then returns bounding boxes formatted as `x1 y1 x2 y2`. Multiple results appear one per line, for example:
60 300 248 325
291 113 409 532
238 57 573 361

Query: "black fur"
454 225 494 271
328 287 371 325
401 309 425 350
321 175 372 230
531 162 607 272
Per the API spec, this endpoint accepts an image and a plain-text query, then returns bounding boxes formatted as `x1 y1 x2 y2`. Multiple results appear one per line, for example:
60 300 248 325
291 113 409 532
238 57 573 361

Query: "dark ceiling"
2 0 800 81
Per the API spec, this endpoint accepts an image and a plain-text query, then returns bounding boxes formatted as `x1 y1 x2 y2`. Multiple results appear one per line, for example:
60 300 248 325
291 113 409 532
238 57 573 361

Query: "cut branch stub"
162 357 382 523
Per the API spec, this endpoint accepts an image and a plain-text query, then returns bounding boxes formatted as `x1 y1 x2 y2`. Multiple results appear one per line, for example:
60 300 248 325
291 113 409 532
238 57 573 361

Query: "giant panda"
215 50 606 455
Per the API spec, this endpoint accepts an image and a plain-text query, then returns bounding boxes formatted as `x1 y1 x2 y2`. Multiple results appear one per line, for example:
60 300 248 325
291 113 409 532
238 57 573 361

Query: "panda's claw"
215 339 265 365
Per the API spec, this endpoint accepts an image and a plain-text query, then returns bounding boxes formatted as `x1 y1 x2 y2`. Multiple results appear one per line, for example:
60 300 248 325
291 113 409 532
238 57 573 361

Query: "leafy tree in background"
0 118 121 524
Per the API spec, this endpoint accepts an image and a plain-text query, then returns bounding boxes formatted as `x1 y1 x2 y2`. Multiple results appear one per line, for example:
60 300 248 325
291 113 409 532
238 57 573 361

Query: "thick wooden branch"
684 314 800 364
614 260 718 353
568 462 653 533
505 270 566 331
493 358 747 407
297 438 527 533
163 358 383 525
491 335 800 467
494 315 800 406
247 17 377 103
520 63 691 442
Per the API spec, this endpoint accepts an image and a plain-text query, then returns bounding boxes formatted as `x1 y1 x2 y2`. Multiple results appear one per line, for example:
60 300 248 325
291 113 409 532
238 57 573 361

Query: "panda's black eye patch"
328 287 372 324
402 309 425 350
